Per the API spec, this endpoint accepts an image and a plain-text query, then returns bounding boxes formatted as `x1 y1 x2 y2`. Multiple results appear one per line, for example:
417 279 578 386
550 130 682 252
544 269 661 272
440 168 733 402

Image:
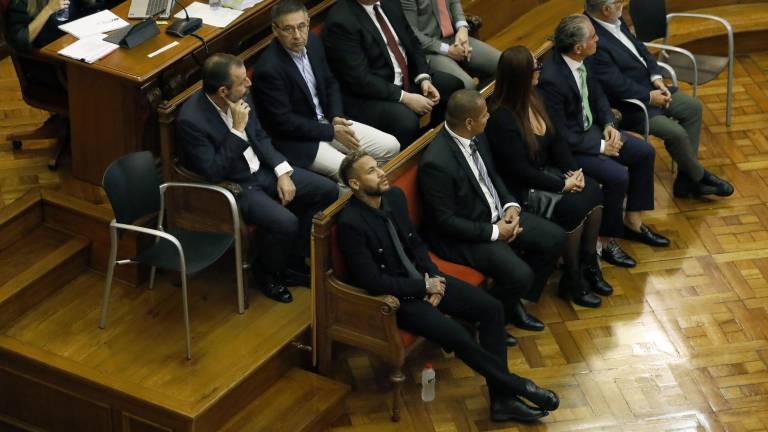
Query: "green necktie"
577 64 593 131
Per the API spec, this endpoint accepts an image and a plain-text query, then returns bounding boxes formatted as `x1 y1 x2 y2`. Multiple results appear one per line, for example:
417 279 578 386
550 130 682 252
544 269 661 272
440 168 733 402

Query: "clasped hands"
401 78 441 115
496 206 523 243
601 125 623 157
447 27 472 62
650 78 672 109
332 117 359 150
424 273 446 307
562 168 585 193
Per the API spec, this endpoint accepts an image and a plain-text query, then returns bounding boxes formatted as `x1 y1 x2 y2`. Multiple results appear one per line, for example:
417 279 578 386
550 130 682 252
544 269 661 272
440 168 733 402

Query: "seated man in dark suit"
585 0 733 199
321 0 464 147
337 150 558 423
253 0 400 190
176 53 338 304
538 14 669 269
419 90 566 330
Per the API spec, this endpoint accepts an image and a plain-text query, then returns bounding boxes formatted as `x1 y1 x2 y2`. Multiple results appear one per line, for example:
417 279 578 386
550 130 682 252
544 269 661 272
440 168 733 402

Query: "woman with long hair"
486 46 612 308
5 0 72 50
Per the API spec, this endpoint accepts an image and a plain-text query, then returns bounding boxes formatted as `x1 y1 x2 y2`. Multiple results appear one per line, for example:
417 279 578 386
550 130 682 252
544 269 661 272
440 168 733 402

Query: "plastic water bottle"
209 0 222 10
55 4 70 21
421 363 436 402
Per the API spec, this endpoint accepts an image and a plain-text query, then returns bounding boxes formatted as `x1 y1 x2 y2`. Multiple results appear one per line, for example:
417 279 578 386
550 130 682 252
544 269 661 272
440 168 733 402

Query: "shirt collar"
561 54 583 73
591 15 621 33
444 122 474 153
358 1 380 13
283 45 308 60
205 93 229 117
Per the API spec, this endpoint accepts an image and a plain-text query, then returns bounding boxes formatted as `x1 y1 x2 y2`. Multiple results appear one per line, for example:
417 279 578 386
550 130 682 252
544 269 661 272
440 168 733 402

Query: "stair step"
220 368 349 432
0 227 90 329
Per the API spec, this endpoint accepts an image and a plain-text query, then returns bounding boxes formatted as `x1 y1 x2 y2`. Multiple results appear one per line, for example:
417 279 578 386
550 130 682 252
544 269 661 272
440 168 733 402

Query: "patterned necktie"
577 64 593 131
373 4 410 91
436 0 454 39
384 216 422 280
469 140 504 219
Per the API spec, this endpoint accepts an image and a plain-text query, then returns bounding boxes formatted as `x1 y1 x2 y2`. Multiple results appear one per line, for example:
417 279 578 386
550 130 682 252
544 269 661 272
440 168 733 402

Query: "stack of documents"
221 0 263 11
57 34 119 63
174 2 243 28
58 10 129 39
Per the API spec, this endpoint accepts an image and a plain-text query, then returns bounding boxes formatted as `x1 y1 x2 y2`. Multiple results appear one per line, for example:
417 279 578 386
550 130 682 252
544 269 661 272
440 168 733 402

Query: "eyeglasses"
275 22 309 35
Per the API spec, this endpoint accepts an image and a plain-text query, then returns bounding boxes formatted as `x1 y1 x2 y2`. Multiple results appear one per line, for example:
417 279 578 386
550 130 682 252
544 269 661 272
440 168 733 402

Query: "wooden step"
219 368 349 432
0 227 90 329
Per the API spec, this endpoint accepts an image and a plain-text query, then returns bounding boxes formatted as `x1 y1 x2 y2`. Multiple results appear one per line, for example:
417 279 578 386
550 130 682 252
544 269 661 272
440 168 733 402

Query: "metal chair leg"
181 272 192 360
99 226 119 329
148 266 157 291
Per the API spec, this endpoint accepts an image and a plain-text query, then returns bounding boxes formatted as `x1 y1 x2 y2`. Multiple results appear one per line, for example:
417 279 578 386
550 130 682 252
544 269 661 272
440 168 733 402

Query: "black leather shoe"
601 239 637 268
623 224 670 247
523 380 560 411
558 274 601 308
505 332 518 347
490 396 548 423
262 281 293 303
673 174 717 198
281 267 310 287
701 171 734 197
583 257 613 296
507 299 545 332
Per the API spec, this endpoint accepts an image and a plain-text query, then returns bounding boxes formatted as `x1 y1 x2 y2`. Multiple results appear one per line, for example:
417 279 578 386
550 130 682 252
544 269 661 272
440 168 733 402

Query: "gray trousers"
426 36 500 90
648 91 705 181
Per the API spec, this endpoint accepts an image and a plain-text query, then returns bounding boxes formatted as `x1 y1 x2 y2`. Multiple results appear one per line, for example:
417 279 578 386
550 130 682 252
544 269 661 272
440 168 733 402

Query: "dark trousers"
435 212 566 303
238 167 337 274
396 275 527 398
574 131 655 238
343 71 464 147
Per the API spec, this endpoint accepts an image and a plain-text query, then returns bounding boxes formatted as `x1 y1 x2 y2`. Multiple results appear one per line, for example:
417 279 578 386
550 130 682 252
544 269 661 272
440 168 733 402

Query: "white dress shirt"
285 46 326 122
445 124 519 241
592 16 662 84
206 95 292 177
561 54 607 154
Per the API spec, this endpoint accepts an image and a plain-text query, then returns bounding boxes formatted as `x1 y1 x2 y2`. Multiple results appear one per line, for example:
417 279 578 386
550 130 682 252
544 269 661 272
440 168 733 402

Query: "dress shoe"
558 273 601 308
523 379 560 411
623 224 670 247
281 267 310 287
505 332 518 347
490 396 548 423
600 239 636 268
673 174 717 198
701 171 734 197
506 299 545 331
262 281 293 303
582 256 614 296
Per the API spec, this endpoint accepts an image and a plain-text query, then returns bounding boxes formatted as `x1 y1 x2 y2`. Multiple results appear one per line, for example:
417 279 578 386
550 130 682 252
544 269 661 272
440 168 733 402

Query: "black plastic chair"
629 0 734 126
99 151 244 360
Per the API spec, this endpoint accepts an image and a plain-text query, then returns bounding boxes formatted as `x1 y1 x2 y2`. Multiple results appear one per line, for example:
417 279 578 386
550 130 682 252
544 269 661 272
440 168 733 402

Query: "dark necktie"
384 216 421 280
469 140 504 218
373 4 410 91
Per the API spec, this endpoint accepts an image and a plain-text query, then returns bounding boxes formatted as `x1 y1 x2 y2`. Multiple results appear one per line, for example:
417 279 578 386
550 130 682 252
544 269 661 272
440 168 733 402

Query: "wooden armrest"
467 15 483 37
326 273 400 315
173 164 242 199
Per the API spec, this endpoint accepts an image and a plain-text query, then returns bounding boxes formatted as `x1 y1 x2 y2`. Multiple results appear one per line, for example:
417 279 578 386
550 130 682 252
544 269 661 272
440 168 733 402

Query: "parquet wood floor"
328 53 768 432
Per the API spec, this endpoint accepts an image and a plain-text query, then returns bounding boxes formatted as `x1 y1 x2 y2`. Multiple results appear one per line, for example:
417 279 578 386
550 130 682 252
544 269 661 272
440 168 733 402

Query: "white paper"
58 34 119 63
174 2 243 28
58 10 130 39
221 0 262 11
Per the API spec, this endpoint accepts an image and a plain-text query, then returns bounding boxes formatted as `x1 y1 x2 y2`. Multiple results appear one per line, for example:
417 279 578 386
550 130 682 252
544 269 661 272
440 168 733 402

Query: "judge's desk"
40 0 304 184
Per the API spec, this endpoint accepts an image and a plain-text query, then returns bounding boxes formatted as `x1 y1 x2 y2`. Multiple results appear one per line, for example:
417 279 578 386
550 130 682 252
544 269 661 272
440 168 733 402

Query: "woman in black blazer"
486 46 612 308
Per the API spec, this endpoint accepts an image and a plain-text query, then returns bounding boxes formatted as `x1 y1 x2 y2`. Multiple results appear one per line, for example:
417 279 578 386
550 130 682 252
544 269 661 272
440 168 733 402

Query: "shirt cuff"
274 161 293 178
650 74 663 84
399 90 405 102
455 20 468 29
414 73 431 86
439 42 449 54
230 128 248 142
490 224 499 241
502 203 520 213
600 139 606 154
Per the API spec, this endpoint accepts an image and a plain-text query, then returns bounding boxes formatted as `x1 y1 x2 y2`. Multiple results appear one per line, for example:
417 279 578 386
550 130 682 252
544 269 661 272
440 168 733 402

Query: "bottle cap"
425 362 433 369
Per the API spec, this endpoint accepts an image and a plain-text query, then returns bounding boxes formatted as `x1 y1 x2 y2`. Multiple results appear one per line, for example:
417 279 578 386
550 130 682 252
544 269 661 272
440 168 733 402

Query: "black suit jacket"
337 187 442 298
252 34 345 168
418 127 517 255
176 90 287 184
321 0 431 103
587 14 675 119
538 52 615 155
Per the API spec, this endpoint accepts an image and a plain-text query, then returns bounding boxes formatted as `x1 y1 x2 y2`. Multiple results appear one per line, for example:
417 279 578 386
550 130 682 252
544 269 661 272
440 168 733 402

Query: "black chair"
99 151 245 360
629 0 734 126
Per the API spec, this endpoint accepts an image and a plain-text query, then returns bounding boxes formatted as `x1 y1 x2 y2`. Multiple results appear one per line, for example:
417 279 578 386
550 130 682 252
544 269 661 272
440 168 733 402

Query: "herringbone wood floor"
3 53 768 431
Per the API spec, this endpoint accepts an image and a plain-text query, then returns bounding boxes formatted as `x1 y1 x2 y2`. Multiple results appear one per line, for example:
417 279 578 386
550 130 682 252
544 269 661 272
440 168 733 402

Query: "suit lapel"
554 53 582 102
593 17 648 70
350 0 392 68
198 91 232 143
441 129 486 202
274 41 316 110
354 199 391 251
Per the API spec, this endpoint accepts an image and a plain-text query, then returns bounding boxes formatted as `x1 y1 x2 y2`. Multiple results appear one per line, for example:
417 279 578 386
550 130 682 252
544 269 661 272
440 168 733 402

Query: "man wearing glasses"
253 0 401 192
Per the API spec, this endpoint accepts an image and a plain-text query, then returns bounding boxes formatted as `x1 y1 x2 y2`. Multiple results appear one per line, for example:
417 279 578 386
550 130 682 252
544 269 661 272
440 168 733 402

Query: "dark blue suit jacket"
252 34 345 168
538 52 615 155
586 14 675 119
176 90 287 184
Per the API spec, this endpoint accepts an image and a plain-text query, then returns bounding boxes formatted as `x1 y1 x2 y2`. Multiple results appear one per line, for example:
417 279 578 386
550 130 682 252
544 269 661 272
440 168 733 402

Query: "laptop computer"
127 0 173 19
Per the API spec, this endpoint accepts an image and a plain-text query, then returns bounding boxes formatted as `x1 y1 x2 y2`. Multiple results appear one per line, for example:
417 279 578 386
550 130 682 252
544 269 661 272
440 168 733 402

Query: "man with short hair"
419 90 569 324
177 53 338 303
538 14 668 269
584 0 733 198
399 0 500 90
321 0 464 146
337 149 558 423
253 0 400 189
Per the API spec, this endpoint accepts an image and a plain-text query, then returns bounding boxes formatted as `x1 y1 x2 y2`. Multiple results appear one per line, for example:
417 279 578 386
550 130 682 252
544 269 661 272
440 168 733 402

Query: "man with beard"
336 150 559 422
177 53 338 303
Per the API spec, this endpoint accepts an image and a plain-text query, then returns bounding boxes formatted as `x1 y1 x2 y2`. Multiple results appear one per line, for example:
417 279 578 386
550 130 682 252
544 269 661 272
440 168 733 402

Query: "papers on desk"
221 0 263 11
58 34 119 63
58 10 129 39
174 2 243 28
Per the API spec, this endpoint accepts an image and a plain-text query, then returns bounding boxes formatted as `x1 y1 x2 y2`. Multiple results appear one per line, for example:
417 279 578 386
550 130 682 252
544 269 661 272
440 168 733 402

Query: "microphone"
166 0 202 37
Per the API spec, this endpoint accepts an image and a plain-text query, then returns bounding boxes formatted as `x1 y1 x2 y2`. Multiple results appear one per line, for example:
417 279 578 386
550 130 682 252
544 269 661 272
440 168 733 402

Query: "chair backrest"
102 151 161 225
629 0 668 42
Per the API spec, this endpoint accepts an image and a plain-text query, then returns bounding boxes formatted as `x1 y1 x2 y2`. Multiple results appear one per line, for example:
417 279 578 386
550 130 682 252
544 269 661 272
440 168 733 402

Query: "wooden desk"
40 0 301 184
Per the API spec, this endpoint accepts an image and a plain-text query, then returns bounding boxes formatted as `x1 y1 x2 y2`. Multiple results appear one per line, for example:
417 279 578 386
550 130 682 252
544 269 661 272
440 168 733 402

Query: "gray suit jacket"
400 0 465 54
